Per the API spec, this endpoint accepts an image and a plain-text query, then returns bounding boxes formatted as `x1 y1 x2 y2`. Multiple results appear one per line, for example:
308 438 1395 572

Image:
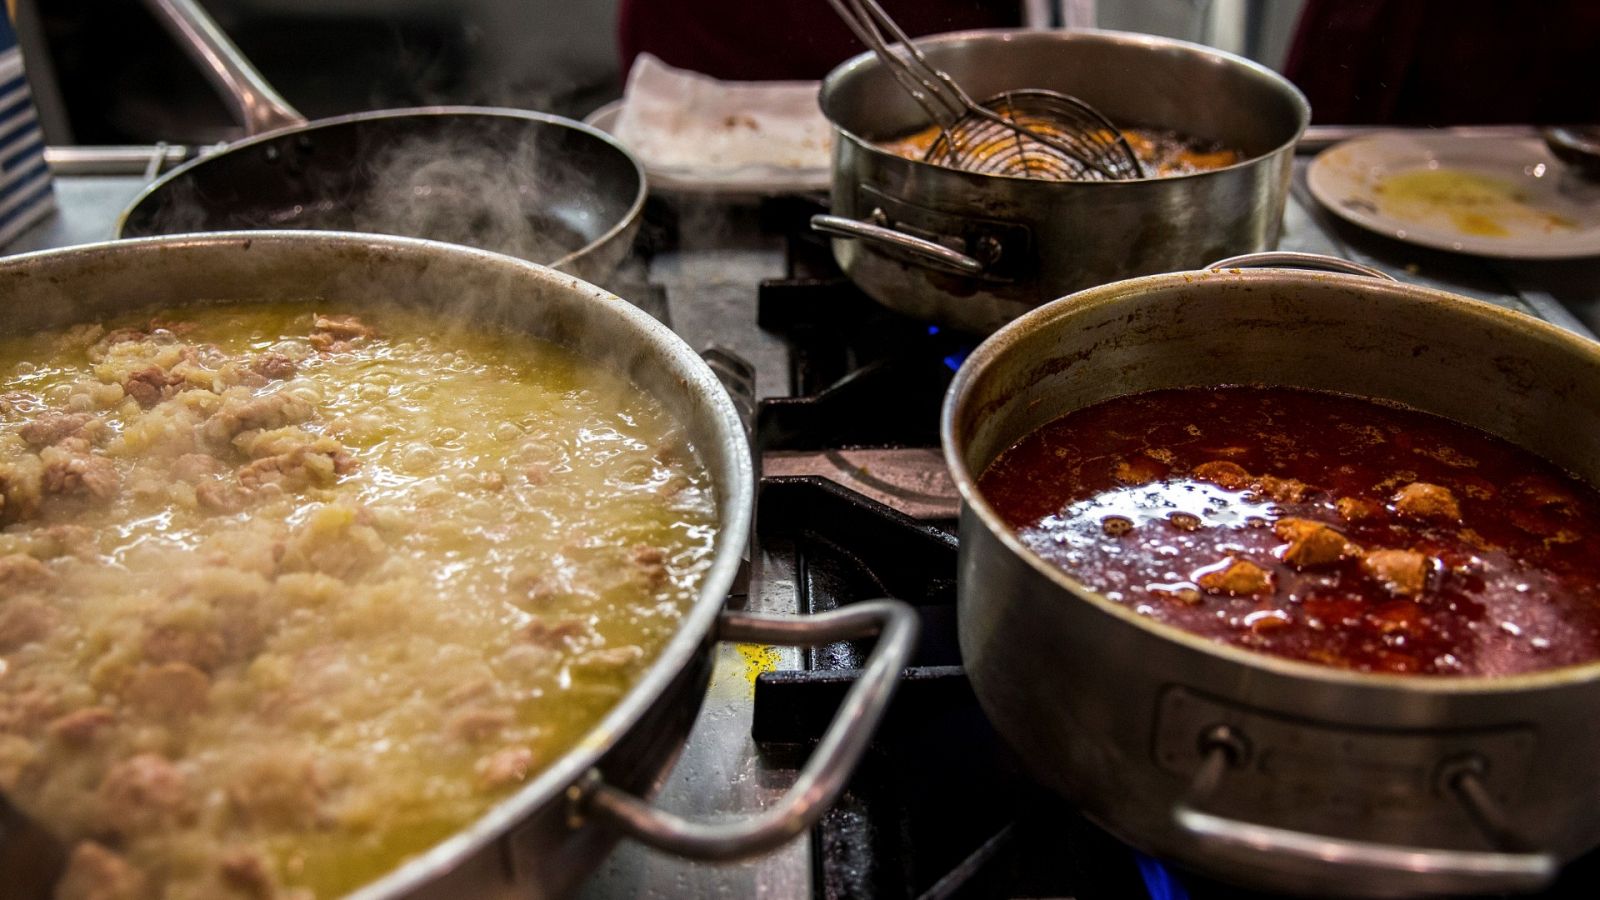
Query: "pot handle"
811 214 986 276
570 598 918 860
141 0 307 135
1172 727 1558 893
1206 251 1397 282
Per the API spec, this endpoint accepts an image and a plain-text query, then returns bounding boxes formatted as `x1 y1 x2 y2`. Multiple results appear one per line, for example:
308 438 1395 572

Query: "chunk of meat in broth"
477 746 536 790
55 842 149 900
309 314 376 351
18 411 98 449
97 753 194 835
202 390 314 445
122 365 184 408
39 446 119 502
121 662 211 720
0 599 56 651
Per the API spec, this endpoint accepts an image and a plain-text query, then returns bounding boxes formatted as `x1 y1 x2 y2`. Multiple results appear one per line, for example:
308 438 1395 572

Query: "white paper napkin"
612 54 833 193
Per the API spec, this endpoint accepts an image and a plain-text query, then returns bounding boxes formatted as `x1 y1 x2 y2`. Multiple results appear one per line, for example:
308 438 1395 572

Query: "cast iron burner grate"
745 195 1600 900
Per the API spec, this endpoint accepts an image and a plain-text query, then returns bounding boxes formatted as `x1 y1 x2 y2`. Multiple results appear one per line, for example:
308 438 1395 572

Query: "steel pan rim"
940 264 1600 696
818 27 1311 187
113 106 650 275
0 230 751 898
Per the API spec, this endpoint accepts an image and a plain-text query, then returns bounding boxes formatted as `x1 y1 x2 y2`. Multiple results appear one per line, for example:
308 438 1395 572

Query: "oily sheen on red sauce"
976 387 1600 676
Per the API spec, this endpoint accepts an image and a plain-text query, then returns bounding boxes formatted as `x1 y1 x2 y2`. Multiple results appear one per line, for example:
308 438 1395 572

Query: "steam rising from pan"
352 127 599 264
120 111 641 277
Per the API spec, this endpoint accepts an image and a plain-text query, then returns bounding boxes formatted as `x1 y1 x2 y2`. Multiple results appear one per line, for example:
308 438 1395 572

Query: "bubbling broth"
0 303 719 898
977 387 1600 677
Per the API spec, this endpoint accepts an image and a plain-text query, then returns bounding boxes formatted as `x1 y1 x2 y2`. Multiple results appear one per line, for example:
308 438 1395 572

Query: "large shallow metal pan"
115 0 645 286
0 231 916 899
943 252 1600 896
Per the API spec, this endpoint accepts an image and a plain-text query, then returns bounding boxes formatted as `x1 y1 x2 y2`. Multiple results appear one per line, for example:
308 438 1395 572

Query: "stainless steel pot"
941 252 1600 897
816 29 1309 333
0 232 917 899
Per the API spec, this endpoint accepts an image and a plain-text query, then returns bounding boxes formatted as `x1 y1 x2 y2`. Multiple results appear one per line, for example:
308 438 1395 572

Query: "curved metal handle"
142 0 306 135
811 214 985 276
573 598 918 860
1206 251 1397 282
1172 729 1558 894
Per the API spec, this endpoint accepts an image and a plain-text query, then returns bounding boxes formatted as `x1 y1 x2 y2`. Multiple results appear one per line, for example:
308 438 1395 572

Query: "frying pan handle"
142 0 307 135
572 599 918 860
811 214 986 276
1172 728 1559 894
1206 251 1397 281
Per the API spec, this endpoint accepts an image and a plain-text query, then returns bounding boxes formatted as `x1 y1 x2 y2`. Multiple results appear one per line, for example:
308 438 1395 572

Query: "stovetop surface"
14 149 1600 900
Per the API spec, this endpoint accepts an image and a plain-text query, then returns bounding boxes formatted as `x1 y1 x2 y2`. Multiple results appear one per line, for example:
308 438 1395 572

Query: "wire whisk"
826 0 1145 181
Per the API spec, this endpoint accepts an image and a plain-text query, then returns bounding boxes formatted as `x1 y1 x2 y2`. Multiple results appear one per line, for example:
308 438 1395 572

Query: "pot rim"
114 106 650 275
941 264 1600 695
0 231 753 898
818 27 1311 186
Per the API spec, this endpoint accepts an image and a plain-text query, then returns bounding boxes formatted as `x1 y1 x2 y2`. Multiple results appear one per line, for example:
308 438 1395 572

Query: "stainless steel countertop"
7 144 1598 900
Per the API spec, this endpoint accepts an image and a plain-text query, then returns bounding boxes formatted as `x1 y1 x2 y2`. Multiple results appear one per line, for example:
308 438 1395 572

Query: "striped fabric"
0 25 54 249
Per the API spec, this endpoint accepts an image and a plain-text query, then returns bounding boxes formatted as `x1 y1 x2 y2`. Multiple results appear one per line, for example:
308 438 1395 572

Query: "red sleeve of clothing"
1284 0 1600 124
617 0 1022 82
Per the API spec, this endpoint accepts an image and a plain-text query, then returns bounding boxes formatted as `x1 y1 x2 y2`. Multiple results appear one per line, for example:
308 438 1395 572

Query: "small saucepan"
814 29 1308 333
116 0 645 286
942 252 1600 896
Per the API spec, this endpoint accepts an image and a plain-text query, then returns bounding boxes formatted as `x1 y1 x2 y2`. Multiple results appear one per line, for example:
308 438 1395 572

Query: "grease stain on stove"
737 643 781 692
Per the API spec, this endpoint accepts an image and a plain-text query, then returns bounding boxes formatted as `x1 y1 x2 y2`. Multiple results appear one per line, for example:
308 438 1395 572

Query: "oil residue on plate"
1374 168 1577 238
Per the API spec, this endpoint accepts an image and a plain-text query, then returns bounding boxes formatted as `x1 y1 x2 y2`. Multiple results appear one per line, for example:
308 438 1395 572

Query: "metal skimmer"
826 0 1145 181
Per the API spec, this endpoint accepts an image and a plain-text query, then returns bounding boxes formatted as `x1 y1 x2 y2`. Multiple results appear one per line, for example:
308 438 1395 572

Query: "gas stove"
15 148 1600 900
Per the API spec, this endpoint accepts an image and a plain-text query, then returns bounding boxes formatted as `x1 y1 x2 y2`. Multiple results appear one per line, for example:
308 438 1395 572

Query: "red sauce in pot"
976 387 1600 676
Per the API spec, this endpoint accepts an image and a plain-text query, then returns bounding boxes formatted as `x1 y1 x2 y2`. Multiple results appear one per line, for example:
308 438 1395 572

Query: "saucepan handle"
1206 251 1398 281
1172 729 1558 894
811 214 986 276
572 599 918 860
141 0 307 135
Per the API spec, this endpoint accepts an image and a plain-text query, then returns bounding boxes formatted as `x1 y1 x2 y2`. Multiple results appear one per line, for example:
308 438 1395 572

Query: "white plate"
583 99 831 197
1306 133 1600 259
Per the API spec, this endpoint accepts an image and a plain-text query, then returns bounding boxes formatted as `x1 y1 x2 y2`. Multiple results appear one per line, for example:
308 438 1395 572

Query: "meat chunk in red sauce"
1274 518 1358 568
1196 558 1273 597
1192 460 1251 490
1336 496 1383 522
1361 549 1432 597
1393 482 1462 523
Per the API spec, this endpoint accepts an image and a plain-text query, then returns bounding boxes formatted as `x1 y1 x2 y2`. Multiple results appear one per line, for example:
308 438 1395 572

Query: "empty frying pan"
117 0 646 286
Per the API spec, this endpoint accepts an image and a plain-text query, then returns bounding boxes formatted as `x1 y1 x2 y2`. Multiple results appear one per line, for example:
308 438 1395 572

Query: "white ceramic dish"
1307 133 1600 259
